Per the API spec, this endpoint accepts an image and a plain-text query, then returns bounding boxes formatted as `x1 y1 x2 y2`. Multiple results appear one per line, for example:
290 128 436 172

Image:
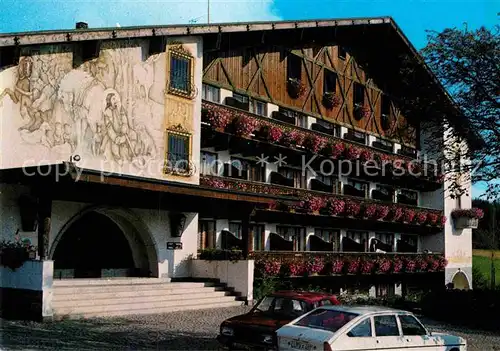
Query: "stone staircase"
52 278 243 319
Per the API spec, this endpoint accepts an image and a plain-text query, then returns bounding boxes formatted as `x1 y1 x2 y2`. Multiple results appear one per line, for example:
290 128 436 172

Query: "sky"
1 0 498 197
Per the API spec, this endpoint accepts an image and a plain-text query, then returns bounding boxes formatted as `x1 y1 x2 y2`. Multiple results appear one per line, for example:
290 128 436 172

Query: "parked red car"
217 291 340 350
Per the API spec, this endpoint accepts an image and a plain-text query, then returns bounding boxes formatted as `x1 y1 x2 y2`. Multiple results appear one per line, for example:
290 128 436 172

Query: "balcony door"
279 167 306 189
277 226 305 251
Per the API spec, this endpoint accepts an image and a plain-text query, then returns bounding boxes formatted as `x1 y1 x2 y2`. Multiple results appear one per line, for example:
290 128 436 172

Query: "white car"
276 305 466 351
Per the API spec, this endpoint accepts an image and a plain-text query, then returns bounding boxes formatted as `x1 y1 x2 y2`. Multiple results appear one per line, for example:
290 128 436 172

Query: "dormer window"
381 95 392 131
338 46 347 60
202 84 220 103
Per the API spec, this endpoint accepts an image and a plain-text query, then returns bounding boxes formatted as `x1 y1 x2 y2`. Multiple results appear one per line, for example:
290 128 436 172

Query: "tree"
418 25 499 199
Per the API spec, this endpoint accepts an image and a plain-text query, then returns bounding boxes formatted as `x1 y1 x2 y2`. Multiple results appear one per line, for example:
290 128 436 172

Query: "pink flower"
203 178 227 189
427 257 440 272
427 212 439 225
234 115 259 137
393 258 403 273
374 205 390 220
402 209 415 223
387 206 403 222
345 146 361 160
330 259 344 274
290 130 305 146
287 261 305 276
259 259 281 276
268 126 283 143
415 211 428 225
327 199 345 216
304 134 327 153
376 258 392 273
438 256 448 270
306 257 325 274
451 208 485 219
362 204 377 219
415 257 428 272
204 104 233 130
344 201 361 217
299 196 326 213
346 258 360 274
440 215 447 226
360 259 375 274
359 150 373 162
328 142 346 159
404 258 417 273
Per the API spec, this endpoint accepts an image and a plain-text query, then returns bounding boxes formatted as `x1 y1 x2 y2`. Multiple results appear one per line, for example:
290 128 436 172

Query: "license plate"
288 340 314 350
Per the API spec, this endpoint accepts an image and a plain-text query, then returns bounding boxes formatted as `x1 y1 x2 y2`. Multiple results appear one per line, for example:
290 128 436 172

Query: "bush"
253 277 285 301
472 266 489 289
198 248 243 261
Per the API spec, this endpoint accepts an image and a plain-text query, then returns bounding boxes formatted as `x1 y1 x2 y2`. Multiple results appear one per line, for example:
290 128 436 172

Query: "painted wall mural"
0 38 201 183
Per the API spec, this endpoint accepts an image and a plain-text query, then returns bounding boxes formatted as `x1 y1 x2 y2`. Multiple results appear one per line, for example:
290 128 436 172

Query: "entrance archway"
452 271 471 290
51 207 158 279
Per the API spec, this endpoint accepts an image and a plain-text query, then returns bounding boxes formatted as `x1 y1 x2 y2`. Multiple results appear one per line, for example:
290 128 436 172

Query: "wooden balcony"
201 100 443 190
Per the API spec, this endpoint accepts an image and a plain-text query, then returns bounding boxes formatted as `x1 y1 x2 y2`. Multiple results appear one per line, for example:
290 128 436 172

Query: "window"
345 231 369 252
295 309 358 333
347 318 372 337
250 99 267 116
198 220 216 250
338 46 347 60
165 131 190 173
374 315 400 337
279 107 307 128
201 151 218 176
316 120 341 137
323 69 337 94
231 157 265 182
398 315 427 336
252 224 265 251
274 298 307 318
202 84 220 103
229 222 242 239
374 137 393 151
375 232 394 247
277 226 305 251
279 167 306 188
314 229 340 250
317 173 333 186
232 93 249 104
353 82 365 108
348 179 368 192
169 50 192 95
376 284 395 298
287 53 302 80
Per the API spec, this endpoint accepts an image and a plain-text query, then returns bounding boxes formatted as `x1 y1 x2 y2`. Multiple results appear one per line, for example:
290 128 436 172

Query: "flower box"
454 217 479 229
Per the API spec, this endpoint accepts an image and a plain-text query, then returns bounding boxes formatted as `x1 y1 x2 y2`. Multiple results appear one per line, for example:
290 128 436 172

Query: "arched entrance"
452 271 471 290
51 207 158 279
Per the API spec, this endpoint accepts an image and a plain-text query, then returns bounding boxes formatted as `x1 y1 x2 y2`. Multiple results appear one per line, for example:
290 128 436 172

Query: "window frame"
167 46 194 99
373 314 401 337
397 314 429 336
323 69 337 94
164 128 192 176
287 53 302 81
201 151 218 176
250 98 267 116
202 83 220 103
347 317 373 338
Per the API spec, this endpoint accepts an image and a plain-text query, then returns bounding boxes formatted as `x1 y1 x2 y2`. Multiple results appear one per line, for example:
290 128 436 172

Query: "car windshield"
294 309 359 333
253 296 308 318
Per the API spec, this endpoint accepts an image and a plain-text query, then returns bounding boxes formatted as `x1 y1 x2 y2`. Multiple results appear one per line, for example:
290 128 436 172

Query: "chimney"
76 22 88 29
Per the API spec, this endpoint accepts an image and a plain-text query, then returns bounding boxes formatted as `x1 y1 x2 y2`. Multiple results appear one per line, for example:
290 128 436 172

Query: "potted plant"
354 104 371 120
322 92 342 109
287 77 307 99
451 208 484 229
0 240 35 271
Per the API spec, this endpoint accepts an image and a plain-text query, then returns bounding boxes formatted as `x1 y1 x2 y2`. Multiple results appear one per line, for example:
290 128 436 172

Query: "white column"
340 126 349 138
264 223 277 251
394 142 402 155
220 88 232 104
305 227 315 251
367 135 376 148
267 103 279 117
307 116 317 129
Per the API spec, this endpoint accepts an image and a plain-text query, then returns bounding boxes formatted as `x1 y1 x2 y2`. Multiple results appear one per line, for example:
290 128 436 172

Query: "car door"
397 314 437 351
333 317 379 351
373 314 406 350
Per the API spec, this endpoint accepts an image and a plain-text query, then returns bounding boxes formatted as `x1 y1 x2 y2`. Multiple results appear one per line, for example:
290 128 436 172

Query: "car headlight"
221 326 234 336
262 334 274 344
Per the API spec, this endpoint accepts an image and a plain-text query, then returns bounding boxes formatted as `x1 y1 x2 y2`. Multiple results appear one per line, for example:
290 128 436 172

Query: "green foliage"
472 265 489 289
253 277 284 301
198 248 243 261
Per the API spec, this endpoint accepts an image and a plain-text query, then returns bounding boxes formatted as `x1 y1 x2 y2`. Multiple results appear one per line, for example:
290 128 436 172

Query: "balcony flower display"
360 259 375 274
304 134 327 153
233 115 260 137
393 258 403 273
374 205 390 220
203 178 228 189
427 256 440 272
286 259 305 276
451 208 483 229
404 258 416 273
205 105 233 130
427 212 439 225
330 259 344 274
306 257 325 275
387 206 403 222
346 258 361 274
256 258 282 277
375 257 392 273
287 77 307 99
438 256 448 270
415 256 428 272
414 211 428 225
401 208 416 223
354 105 371 120
268 126 283 143
323 141 345 159
440 215 447 226
345 145 361 160
299 196 326 213
359 149 373 163
281 130 305 147
322 92 342 109
344 200 361 217
326 199 345 216
361 204 377 219
375 153 392 164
